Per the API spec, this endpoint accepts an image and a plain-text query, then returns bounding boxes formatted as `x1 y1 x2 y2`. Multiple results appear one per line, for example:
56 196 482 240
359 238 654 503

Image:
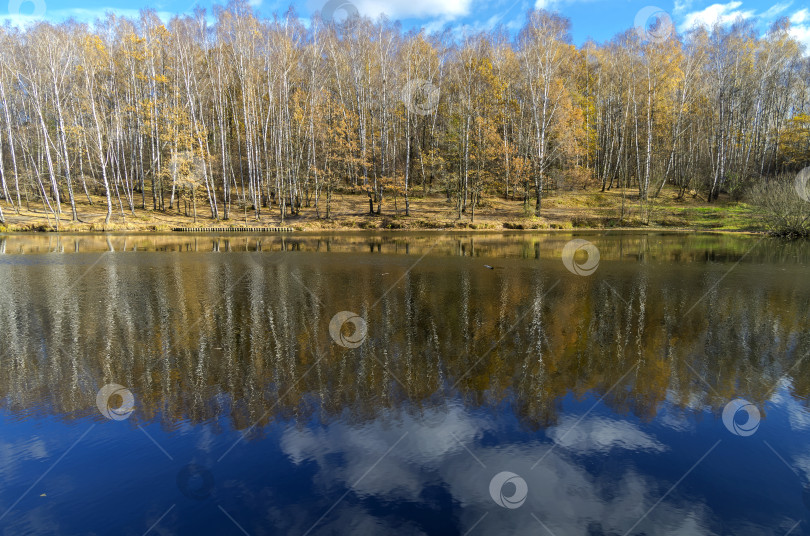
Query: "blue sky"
2 0 809 51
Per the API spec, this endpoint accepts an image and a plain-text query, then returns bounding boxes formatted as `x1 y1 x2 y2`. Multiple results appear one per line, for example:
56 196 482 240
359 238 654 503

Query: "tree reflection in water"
0 232 807 431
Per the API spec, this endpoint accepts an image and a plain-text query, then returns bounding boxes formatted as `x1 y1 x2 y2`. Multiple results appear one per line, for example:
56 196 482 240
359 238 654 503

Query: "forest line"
0 2 808 229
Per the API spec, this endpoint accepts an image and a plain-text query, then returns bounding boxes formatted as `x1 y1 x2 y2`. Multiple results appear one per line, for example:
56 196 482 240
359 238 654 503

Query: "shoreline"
0 188 766 236
0 226 766 236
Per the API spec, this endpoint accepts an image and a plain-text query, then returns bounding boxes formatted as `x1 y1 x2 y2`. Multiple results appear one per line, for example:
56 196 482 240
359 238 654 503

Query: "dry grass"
0 187 761 233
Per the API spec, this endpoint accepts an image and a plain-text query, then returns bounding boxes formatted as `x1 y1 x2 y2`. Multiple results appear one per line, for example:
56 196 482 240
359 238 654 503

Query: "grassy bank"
0 187 763 234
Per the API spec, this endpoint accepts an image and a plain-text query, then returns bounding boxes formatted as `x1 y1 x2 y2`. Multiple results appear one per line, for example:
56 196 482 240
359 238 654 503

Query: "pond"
0 231 808 535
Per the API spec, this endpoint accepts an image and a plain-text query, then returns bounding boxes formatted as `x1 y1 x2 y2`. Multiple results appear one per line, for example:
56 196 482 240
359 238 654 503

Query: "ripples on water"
0 232 808 535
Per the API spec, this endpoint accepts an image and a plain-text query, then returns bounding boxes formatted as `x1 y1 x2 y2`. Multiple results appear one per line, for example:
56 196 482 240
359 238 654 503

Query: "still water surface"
0 231 809 535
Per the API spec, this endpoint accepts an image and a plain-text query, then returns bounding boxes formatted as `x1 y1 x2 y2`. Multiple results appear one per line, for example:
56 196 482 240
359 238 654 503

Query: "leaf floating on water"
39 493 46 497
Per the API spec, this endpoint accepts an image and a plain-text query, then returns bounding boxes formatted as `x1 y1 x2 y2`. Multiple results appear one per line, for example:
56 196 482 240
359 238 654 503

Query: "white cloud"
761 2 792 19
279 406 717 535
0 13 39 27
678 1 807 41
674 0 695 14
658 410 696 432
675 2 810 55
547 416 668 454
52 7 177 21
790 23 810 52
786 8 810 53
421 17 452 34
422 7 525 38
791 8 809 24
309 0 473 20
534 0 596 11
0 436 49 479
770 379 810 432
679 1 756 31
0 7 178 28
